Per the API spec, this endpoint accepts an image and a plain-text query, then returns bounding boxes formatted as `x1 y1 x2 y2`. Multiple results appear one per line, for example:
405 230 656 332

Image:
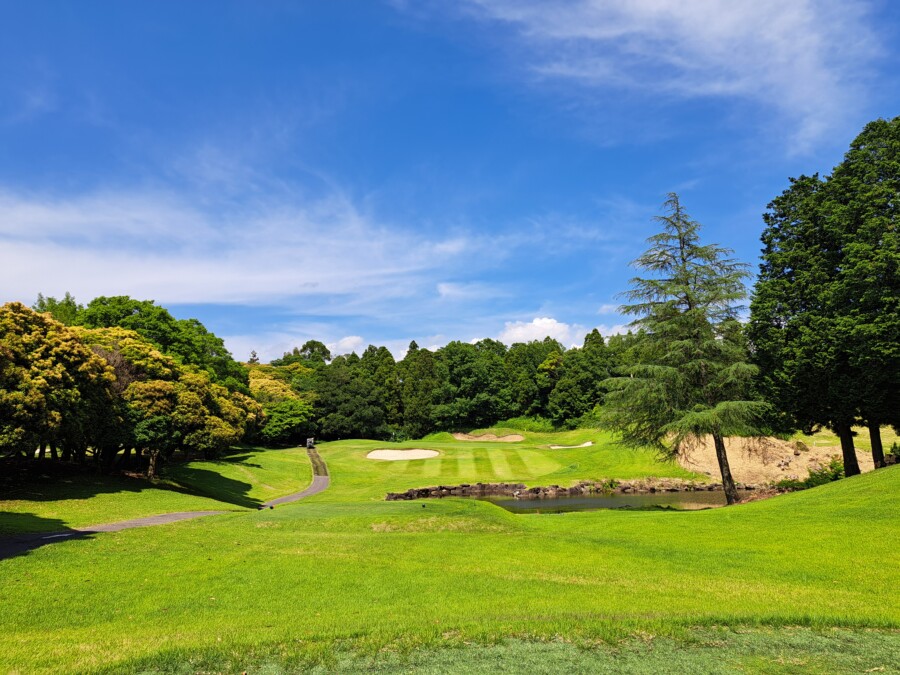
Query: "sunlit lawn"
1 430 898 672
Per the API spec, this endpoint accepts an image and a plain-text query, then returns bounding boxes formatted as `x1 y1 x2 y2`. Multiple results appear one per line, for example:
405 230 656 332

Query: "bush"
776 456 844 491
495 416 555 433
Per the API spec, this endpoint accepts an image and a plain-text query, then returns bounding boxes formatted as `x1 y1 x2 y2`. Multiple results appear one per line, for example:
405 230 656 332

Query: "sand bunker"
677 436 875 484
366 449 439 461
452 433 524 442
549 441 594 449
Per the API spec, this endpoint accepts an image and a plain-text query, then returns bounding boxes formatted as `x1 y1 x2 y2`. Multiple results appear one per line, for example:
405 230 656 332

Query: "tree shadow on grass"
163 466 259 508
1 458 261 513
0 512 94 561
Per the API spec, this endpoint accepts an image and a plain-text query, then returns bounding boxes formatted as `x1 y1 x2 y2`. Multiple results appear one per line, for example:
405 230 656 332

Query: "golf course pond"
480 489 755 513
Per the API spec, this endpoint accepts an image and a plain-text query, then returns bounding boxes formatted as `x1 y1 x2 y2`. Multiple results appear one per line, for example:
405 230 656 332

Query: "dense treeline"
257 330 634 444
0 295 637 476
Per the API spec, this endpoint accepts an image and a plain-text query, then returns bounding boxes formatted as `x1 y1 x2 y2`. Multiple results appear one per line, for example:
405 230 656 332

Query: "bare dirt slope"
678 436 875 484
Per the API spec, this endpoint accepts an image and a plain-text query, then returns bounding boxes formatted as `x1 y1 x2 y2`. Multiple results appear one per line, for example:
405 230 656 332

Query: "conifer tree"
601 194 767 504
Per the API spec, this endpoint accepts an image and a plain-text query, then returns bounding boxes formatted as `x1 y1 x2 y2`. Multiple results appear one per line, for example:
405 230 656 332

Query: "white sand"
452 433 524 442
366 449 439 461
549 441 594 449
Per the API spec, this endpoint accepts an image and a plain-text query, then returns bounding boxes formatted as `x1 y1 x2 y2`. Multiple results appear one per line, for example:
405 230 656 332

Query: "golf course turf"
1 429 898 673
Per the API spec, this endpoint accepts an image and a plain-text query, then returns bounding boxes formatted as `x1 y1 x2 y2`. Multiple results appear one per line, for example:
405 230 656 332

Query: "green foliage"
32 291 82 325
775 456 845 491
432 340 512 430
749 116 900 472
601 195 766 451
0 306 262 476
0 302 114 459
77 295 249 393
259 398 314 445
495 416 555 432
271 340 332 366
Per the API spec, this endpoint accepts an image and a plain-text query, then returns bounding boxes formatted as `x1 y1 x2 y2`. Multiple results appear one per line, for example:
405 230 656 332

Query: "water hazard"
481 489 754 513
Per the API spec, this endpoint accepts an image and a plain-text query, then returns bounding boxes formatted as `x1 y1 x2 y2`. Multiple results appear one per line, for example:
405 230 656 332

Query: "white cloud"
597 303 619 315
596 323 630 338
330 335 366 355
497 316 632 348
457 0 879 151
498 316 587 347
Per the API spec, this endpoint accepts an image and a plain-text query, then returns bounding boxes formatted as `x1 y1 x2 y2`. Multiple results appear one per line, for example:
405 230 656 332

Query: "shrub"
775 456 844 491
495 416 555 433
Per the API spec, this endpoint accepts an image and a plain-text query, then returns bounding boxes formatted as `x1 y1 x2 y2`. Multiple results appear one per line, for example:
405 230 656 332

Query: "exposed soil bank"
679 436 875 483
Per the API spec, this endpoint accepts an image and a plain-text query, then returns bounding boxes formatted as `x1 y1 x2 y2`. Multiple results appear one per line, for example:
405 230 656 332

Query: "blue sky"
2 1 898 361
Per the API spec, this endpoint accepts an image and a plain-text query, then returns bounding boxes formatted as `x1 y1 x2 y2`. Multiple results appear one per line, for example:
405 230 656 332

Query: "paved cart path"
1 447 329 560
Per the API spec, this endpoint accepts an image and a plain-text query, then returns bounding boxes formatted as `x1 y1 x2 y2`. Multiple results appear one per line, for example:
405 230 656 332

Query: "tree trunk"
38 442 46 460
147 449 160 479
868 422 885 469
50 444 58 461
837 423 862 476
712 432 739 505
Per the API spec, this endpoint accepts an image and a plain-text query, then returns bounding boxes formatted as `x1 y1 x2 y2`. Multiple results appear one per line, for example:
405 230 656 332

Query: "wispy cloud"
0 186 471 306
448 0 880 152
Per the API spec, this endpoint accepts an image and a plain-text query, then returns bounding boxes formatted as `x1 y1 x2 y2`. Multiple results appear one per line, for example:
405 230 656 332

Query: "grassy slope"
0 429 897 673
794 425 899 452
0 446 312 535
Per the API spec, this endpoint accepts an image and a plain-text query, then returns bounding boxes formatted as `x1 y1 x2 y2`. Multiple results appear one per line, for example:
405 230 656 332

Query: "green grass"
109 628 900 674
165 445 313 507
794 425 899 453
1 430 898 673
0 446 312 534
324 428 698 501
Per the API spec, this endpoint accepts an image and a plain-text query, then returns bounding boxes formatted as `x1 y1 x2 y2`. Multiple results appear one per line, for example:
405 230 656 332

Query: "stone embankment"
386 477 759 501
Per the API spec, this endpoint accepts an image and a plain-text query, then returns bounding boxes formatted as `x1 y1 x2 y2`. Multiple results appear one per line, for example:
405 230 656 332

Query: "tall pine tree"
601 194 766 504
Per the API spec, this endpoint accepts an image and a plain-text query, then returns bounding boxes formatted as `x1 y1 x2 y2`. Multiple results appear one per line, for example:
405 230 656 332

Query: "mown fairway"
1 431 898 673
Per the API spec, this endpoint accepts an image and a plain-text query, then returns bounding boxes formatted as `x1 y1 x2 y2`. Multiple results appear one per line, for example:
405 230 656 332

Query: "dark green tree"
749 117 900 473
504 337 565 418
547 330 611 427
601 194 767 504
271 340 332 367
397 341 441 439
826 116 900 466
